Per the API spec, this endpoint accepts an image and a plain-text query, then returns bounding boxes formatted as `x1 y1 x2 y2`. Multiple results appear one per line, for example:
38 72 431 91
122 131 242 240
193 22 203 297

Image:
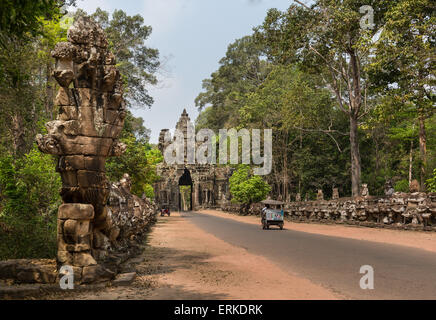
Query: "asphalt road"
179 211 436 300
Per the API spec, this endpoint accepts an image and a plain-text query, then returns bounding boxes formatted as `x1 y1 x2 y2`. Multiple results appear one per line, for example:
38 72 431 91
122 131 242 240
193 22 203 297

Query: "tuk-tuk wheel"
280 225 283 230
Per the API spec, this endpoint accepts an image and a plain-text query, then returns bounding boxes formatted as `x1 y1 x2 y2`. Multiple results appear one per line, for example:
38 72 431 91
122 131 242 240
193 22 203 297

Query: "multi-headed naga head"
36 16 127 221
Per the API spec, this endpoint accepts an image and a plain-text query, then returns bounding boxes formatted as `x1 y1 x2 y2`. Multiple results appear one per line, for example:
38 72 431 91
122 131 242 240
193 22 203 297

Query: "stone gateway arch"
154 110 233 211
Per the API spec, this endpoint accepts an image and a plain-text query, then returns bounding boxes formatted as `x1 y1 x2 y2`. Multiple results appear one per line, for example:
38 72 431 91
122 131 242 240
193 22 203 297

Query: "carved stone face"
361 184 369 196
120 173 132 191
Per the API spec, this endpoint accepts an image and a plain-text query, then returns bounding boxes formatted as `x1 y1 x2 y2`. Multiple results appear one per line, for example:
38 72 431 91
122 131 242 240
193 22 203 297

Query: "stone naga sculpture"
36 17 127 283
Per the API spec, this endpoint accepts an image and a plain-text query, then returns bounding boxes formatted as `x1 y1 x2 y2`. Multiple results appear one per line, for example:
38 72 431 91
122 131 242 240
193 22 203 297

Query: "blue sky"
72 0 294 143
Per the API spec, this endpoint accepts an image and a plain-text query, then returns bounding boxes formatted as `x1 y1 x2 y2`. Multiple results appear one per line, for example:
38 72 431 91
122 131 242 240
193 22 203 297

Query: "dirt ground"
49 211 339 300
200 209 436 254
43 209 435 300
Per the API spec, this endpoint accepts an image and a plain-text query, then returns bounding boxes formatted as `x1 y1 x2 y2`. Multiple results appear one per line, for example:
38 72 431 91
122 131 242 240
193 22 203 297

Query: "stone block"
81 265 115 284
0 260 18 279
61 155 85 170
66 243 91 252
59 171 78 187
63 219 78 237
64 219 91 241
57 232 68 251
108 93 122 110
105 124 123 138
78 106 95 123
58 266 83 283
109 227 120 242
104 109 117 124
82 122 104 138
91 249 108 261
84 156 106 172
73 252 97 267
101 66 118 92
58 203 94 220
76 220 91 236
63 120 81 136
57 250 73 265
61 136 113 156
75 88 93 107
112 272 136 287
58 105 78 121
55 87 73 106
57 219 64 235
93 230 109 249
77 170 107 188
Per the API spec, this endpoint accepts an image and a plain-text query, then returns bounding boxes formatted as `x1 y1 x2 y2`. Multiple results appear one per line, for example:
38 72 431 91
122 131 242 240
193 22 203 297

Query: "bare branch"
293 0 311 10
292 126 345 152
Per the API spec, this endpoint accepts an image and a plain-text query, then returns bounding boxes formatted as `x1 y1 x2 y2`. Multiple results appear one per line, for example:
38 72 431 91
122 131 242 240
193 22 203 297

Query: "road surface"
181 211 436 300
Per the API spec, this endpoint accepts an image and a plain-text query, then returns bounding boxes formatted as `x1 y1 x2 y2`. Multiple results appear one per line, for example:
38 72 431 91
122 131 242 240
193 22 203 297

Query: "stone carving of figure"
317 189 324 201
361 184 369 197
409 179 420 193
35 16 127 281
295 193 301 202
384 180 395 197
332 188 339 200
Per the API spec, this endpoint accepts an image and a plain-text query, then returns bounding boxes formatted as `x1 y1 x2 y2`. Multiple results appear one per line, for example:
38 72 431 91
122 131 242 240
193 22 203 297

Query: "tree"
106 112 163 198
240 64 350 199
0 0 75 43
254 1 389 196
195 36 273 131
229 165 271 211
0 145 61 259
74 8 160 108
427 169 436 192
364 0 435 189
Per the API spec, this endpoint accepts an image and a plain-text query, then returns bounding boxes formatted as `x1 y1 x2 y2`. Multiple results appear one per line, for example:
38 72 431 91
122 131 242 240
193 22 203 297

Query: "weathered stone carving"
384 180 394 197
316 189 324 201
332 188 339 200
410 179 420 193
36 17 128 283
154 110 232 211
283 192 436 230
361 184 369 197
226 193 436 231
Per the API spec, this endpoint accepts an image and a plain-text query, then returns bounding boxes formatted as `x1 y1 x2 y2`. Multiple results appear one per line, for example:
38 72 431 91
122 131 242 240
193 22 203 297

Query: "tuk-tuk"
160 206 170 216
261 199 285 230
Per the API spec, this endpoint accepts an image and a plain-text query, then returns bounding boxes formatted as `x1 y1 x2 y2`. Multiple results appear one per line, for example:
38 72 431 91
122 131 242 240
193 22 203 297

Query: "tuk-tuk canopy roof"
261 199 284 205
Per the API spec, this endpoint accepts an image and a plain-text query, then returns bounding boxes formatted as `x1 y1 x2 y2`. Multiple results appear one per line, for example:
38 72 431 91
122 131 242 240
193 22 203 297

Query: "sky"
72 0 295 143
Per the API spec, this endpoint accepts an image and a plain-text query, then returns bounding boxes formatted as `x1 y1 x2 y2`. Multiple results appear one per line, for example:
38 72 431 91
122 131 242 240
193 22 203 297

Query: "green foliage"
106 112 162 198
426 169 436 192
0 0 66 41
195 36 272 131
196 1 435 198
394 179 410 192
0 145 61 259
229 165 271 206
74 8 160 108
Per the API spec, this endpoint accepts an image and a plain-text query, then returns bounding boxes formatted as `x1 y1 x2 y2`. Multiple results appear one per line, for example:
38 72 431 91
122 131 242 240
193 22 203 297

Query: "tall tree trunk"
409 140 414 186
348 49 362 197
418 115 427 191
350 114 361 197
11 114 25 156
282 131 288 202
46 63 54 120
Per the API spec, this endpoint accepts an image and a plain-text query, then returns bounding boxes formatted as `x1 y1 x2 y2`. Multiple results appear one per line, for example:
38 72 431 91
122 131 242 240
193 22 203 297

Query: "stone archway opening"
178 168 193 211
